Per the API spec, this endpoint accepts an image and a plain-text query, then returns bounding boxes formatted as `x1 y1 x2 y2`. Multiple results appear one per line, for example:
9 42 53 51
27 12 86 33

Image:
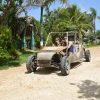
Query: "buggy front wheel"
26 55 37 73
60 56 70 76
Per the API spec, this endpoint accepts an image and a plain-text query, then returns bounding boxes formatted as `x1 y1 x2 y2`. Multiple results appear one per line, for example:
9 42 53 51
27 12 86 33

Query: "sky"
25 0 100 30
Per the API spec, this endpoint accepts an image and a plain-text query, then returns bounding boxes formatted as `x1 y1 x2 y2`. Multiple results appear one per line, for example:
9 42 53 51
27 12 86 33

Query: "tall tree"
90 8 97 38
26 0 68 47
0 0 24 25
44 4 92 40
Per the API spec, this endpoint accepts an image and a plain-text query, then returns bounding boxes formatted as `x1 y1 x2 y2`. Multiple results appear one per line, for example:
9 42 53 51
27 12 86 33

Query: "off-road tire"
26 55 37 73
60 56 70 76
85 50 91 62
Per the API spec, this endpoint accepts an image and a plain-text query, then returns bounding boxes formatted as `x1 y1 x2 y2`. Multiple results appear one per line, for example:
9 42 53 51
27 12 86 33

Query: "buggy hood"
40 46 67 52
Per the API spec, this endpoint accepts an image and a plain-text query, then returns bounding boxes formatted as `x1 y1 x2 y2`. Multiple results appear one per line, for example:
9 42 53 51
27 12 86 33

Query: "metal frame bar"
44 31 78 47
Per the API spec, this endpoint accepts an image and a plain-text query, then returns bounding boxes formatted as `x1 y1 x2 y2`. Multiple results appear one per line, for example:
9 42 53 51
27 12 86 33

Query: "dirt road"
0 47 100 100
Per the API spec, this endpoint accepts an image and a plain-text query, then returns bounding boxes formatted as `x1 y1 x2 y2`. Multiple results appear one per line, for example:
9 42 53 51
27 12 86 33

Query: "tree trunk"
93 19 96 39
21 29 26 49
31 27 35 50
40 6 44 48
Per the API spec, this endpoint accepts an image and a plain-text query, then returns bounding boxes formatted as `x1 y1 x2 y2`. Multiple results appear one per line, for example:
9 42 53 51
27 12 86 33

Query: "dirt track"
0 47 100 100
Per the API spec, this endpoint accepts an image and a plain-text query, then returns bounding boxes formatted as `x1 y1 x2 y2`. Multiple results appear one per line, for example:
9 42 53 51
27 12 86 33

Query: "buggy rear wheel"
85 50 91 62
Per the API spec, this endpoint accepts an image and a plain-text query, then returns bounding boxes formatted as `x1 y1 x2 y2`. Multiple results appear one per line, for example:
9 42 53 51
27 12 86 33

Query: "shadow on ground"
71 62 82 69
32 62 81 76
34 67 59 75
70 80 100 100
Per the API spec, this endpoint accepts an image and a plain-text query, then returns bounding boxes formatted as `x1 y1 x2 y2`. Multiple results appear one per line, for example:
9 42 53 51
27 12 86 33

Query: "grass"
0 51 34 70
86 43 100 48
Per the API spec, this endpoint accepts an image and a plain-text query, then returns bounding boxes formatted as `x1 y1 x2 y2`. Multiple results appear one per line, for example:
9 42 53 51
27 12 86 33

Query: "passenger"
54 37 61 46
76 40 79 45
61 37 68 46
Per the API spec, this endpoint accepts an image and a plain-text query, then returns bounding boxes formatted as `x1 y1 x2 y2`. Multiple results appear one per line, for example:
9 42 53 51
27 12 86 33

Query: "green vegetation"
44 5 92 35
96 30 100 39
0 25 20 59
0 51 33 69
85 42 100 48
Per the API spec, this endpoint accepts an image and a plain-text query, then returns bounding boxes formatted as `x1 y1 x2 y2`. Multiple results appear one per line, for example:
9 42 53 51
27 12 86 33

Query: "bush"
0 49 11 65
8 48 21 59
0 25 12 48
0 25 20 59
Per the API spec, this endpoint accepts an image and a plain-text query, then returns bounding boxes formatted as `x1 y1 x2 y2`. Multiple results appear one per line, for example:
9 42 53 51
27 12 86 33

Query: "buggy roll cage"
44 31 80 47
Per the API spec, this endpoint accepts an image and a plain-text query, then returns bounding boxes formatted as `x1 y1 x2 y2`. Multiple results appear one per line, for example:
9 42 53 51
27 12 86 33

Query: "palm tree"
44 4 92 40
90 8 97 38
0 0 24 24
26 0 68 48
0 0 29 49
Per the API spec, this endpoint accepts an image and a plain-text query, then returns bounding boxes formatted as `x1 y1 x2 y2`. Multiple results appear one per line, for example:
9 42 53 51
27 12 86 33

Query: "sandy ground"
0 47 100 100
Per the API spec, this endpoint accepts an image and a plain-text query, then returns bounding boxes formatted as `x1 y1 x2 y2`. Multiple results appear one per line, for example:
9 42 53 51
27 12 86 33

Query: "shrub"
0 25 20 59
0 48 11 65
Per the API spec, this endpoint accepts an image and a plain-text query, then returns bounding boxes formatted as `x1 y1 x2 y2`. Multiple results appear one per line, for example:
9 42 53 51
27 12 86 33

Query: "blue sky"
25 0 100 30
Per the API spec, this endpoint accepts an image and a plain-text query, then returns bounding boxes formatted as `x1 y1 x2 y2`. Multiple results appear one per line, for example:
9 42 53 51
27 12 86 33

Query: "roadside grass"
86 43 100 48
0 51 34 70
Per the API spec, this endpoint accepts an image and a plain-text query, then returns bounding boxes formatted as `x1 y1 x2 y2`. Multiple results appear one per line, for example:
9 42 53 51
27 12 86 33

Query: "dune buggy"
26 32 91 75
